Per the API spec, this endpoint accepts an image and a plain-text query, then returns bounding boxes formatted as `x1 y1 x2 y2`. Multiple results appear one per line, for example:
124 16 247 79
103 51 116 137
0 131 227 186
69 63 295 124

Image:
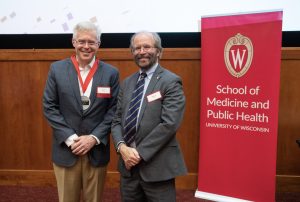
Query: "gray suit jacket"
112 65 187 182
43 58 119 167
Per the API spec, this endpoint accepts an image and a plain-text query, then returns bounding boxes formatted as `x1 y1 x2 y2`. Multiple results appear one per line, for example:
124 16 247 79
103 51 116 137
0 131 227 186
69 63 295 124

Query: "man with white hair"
43 21 119 202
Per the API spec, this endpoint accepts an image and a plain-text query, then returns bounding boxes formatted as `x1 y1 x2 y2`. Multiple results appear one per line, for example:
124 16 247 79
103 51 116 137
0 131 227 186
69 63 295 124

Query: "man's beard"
134 55 158 70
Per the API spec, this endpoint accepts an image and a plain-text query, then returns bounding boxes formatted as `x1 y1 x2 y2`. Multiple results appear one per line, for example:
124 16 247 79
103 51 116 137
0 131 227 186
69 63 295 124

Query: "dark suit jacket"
112 65 187 182
43 58 119 167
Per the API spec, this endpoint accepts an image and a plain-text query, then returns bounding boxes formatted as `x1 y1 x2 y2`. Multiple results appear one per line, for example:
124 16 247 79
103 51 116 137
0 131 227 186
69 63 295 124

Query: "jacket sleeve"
43 64 75 144
111 80 126 149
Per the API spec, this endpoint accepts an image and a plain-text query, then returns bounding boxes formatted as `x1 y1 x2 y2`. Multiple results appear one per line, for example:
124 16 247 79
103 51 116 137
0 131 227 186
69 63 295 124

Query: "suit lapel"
124 72 140 119
127 72 140 94
137 65 163 125
89 61 103 108
67 59 82 113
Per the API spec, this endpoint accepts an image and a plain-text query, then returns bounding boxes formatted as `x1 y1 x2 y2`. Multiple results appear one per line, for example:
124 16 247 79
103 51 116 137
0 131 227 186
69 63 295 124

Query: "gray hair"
130 31 163 52
73 21 101 42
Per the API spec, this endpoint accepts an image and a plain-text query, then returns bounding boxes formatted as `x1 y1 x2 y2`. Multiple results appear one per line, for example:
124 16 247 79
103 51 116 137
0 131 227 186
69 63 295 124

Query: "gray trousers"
120 166 176 202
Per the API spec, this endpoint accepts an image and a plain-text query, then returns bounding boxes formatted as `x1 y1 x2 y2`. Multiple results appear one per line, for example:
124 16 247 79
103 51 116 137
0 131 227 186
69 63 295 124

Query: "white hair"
73 21 101 42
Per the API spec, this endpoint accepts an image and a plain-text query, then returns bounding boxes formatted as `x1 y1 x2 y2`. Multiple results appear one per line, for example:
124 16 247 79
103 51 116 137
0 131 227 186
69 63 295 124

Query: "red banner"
196 11 282 202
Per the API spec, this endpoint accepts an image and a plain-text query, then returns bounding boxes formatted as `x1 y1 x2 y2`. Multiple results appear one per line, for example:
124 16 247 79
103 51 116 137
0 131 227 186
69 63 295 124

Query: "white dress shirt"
65 57 100 147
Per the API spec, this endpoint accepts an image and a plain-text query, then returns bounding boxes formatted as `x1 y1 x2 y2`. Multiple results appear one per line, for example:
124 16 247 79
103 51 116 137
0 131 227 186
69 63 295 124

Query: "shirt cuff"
90 134 100 145
65 134 79 147
116 141 125 153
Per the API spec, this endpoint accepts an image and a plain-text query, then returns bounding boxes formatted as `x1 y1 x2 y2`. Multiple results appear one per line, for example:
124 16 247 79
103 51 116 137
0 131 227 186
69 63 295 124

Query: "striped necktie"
124 72 147 145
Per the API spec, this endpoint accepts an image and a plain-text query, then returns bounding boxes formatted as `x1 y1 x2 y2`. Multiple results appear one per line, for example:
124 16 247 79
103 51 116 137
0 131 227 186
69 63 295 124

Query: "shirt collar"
139 63 158 77
77 57 96 70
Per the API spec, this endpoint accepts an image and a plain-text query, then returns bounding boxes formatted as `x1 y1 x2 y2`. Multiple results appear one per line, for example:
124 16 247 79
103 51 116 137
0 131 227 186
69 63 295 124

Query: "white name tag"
97 87 110 94
97 87 111 98
147 91 162 102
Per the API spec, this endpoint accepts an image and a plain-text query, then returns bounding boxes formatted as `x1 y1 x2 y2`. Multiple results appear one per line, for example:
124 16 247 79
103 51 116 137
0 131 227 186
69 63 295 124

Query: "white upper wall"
0 0 298 34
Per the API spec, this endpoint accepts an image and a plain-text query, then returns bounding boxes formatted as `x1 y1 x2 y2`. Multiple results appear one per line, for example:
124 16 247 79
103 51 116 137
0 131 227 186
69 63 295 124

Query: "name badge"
147 91 162 102
97 87 111 98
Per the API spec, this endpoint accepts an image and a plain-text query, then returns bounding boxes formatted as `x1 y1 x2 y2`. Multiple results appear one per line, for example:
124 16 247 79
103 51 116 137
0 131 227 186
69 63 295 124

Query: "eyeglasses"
132 45 156 54
74 39 99 47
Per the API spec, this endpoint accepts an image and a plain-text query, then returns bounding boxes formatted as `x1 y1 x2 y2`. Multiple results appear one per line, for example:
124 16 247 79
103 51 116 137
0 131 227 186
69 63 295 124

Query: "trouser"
120 166 176 202
53 155 107 202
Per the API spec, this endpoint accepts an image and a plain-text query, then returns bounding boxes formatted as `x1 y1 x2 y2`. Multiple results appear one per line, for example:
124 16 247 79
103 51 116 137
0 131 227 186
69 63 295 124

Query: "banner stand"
195 190 252 202
196 10 282 202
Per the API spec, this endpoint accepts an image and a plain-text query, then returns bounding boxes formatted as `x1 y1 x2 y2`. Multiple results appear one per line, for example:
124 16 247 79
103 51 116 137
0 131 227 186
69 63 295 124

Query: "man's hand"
71 135 97 156
119 143 141 170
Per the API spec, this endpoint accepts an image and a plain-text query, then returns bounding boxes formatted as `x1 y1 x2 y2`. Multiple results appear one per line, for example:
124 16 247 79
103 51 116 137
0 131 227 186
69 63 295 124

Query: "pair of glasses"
74 39 99 47
132 45 156 54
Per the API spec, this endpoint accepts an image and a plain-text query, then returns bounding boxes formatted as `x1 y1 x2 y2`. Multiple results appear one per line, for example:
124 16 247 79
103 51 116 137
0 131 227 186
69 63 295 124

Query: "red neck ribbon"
71 55 99 93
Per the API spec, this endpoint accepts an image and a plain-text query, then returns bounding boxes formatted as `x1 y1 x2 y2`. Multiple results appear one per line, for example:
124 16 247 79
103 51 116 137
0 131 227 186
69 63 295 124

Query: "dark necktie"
124 72 147 145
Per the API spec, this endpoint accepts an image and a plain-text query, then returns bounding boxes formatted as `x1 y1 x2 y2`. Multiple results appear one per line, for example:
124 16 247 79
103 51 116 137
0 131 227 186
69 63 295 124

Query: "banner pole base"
195 189 253 202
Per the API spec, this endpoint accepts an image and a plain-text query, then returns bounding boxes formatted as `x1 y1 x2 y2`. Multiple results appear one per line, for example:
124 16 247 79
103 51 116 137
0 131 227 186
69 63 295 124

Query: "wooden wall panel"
0 48 299 192
277 54 300 174
276 48 300 192
0 61 52 169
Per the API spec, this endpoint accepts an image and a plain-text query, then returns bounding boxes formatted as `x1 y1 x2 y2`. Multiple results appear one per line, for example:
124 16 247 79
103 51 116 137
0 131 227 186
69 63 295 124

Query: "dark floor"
0 186 299 202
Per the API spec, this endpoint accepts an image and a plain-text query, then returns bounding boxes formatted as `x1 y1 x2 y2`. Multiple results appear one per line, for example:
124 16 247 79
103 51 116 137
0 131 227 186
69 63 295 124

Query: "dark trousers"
120 167 176 202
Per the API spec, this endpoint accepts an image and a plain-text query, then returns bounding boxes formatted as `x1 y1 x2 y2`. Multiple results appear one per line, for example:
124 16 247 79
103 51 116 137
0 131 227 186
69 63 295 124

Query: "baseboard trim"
276 175 300 192
1 170 299 192
0 169 197 189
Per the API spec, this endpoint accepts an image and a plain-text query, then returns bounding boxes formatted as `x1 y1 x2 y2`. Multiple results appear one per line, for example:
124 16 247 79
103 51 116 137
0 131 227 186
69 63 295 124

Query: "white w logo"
230 49 246 70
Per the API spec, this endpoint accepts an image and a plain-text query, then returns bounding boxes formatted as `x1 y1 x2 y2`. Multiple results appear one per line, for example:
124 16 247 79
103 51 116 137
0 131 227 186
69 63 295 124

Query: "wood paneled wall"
0 48 299 192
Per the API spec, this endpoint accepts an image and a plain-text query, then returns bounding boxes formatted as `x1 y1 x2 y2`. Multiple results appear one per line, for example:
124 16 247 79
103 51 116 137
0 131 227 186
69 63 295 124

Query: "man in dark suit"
43 21 119 202
111 31 187 202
